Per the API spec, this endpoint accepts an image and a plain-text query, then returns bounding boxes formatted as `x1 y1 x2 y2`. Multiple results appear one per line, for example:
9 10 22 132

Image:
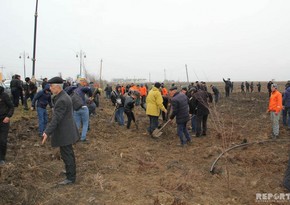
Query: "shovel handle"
158 120 171 131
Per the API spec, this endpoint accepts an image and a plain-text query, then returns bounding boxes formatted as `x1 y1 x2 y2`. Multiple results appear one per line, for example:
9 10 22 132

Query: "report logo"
256 193 290 203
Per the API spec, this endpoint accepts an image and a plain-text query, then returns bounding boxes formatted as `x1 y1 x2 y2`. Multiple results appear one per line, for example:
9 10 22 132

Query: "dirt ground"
0 83 289 205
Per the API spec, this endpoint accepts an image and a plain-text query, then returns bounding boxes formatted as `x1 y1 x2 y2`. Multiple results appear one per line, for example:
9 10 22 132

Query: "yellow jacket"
146 87 166 116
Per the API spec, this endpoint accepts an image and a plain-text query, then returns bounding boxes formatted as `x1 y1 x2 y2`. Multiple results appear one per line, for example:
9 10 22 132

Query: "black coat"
189 90 212 116
0 86 14 120
44 90 79 147
170 92 189 124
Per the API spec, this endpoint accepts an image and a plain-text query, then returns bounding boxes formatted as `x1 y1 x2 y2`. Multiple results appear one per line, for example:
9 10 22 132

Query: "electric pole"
99 59 103 88
32 0 39 81
185 64 189 83
76 50 86 77
19 51 29 78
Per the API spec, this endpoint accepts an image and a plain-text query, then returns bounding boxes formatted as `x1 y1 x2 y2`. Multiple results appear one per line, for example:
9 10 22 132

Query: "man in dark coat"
0 86 14 165
42 77 79 185
124 90 139 129
267 81 273 97
257 82 261 93
245 81 250 93
169 86 191 147
210 85 220 103
10 74 23 107
23 77 37 110
223 78 231 97
189 88 213 137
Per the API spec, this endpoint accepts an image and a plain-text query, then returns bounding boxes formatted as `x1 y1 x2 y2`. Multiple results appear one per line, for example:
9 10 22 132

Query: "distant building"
112 78 147 84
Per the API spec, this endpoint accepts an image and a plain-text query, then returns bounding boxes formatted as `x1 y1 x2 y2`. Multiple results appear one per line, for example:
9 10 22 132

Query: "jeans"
106 91 111 99
37 107 48 136
191 115 196 133
177 122 191 144
270 111 281 136
282 107 290 128
0 120 9 161
60 144 76 182
73 106 89 141
147 115 159 134
115 107 124 125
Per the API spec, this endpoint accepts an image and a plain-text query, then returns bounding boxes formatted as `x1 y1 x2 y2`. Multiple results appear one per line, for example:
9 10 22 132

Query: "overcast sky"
0 0 289 82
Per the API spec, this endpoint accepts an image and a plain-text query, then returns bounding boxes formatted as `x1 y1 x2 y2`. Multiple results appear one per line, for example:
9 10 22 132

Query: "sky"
0 0 290 82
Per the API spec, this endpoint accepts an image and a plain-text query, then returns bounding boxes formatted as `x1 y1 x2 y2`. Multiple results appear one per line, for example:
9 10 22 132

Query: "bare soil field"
0 83 289 205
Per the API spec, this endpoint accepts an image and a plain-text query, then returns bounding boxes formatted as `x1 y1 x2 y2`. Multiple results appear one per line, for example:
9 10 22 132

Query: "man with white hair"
42 76 79 185
267 83 282 139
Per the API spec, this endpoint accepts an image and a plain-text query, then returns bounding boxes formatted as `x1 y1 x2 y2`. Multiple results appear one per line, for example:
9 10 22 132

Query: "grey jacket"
45 90 79 147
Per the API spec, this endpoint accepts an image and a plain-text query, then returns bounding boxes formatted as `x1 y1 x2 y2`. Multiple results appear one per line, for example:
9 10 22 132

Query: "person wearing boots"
42 77 79 185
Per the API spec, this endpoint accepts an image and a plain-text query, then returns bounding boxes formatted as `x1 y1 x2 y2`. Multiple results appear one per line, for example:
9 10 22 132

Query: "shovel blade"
152 130 163 138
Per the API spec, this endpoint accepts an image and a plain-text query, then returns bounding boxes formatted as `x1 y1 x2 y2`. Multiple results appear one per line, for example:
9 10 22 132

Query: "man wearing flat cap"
146 82 167 137
42 76 79 185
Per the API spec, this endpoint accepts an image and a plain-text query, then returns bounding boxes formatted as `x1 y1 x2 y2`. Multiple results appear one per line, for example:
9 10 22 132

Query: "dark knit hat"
154 82 161 89
48 77 63 84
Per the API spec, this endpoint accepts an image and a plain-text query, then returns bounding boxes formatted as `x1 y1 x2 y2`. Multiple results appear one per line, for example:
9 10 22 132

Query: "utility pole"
76 50 86 77
149 73 151 83
99 59 103 88
164 68 166 81
32 0 39 81
185 64 189 83
19 51 29 78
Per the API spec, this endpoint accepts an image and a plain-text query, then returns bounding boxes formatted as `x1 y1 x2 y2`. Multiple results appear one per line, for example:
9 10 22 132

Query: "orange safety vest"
130 85 138 91
139 86 147 96
162 87 168 96
121 86 125 95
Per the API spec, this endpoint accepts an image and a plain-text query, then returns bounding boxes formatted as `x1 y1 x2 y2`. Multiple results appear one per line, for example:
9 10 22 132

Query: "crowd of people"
1 74 290 187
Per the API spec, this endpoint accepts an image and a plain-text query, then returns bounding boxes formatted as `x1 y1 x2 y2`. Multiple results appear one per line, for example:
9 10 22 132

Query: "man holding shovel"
168 86 191 147
146 82 167 137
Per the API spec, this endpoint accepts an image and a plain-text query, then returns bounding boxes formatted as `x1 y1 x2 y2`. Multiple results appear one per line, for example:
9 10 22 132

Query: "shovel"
152 120 171 138
110 107 117 123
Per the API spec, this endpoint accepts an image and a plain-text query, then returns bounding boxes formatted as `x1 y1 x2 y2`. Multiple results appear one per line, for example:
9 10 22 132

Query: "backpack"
71 91 83 111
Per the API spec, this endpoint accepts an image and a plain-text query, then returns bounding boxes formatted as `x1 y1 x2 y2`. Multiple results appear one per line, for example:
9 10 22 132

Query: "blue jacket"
32 85 53 109
170 92 189 124
283 86 290 107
